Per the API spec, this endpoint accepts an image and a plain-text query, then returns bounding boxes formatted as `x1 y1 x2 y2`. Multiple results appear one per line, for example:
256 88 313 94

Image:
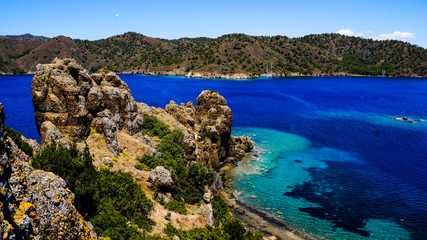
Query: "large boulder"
148 166 174 188
31 58 143 155
0 103 97 239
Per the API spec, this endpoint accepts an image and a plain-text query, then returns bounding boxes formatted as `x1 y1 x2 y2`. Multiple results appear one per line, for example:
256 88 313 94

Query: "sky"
1 0 426 48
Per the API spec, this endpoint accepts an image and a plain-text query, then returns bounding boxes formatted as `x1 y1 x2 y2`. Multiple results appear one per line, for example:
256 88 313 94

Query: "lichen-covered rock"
32 58 143 155
0 103 5 153
91 109 122 156
0 102 97 240
203 192 212 204
148 166 173 188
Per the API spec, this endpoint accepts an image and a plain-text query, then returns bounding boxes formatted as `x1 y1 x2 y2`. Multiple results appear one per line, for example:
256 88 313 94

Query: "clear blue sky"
1 0 426 48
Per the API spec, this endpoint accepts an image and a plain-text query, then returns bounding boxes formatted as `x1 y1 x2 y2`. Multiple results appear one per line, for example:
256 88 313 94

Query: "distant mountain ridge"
1 33 50 41
0 32 426 77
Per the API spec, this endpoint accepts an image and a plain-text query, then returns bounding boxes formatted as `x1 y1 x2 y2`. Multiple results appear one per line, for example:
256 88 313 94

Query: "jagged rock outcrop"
0 103 97 239
32 58 143 155
32 59 252 167
228 136 254 161
195 90 233 167
164 90 251 168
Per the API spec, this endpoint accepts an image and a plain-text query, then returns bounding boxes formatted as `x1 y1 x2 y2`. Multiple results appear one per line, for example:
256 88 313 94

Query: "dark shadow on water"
284 162 427 239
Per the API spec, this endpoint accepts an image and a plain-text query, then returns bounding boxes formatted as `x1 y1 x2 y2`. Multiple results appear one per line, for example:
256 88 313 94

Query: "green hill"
0 32 426 77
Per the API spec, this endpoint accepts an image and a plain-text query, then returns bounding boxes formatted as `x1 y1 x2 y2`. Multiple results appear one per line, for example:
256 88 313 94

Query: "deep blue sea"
1 74 426 239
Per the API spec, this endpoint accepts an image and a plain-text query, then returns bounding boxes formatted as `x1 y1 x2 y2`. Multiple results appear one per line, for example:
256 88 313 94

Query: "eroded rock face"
32 58 143 155
165 101 196 128
40 121 69 149
162 90 252 168
197 202 213 226
195 90 233 167
32 59 252 166
0 103 96 239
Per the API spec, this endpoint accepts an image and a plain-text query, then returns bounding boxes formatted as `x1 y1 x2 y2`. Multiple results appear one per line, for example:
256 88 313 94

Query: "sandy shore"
221 191 315 240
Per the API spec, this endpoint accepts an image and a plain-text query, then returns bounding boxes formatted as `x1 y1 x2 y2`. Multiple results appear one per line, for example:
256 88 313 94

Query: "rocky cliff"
32 58 251 169
32 58 143 155
163 90 243 168
0 103 97 239
27 58 254 235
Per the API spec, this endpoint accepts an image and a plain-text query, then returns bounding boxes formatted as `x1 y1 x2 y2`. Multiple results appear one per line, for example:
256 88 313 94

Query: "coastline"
220 190 315 240
218 152 315 240
125 70 403 80
2 71 425 79
115 70 426 79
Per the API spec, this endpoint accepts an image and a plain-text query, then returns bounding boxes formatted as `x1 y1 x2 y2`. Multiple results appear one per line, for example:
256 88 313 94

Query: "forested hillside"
1 32 426 77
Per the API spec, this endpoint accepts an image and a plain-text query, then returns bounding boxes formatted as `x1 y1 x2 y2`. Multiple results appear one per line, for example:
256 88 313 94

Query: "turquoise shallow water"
232 127 412 240
1 75 426 239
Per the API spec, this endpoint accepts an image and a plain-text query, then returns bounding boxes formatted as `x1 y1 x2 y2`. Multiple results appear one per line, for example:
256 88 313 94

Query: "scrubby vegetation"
164 198 263 240
138 126 215 204
143 114 171 138
32 143 154 239
29 115 263 239
161 200 187 215
5 126 33 156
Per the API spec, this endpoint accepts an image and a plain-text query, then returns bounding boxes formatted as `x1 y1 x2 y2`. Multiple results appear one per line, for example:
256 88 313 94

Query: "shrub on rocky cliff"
161 200 187 215
5 126 33 156
138 129 215 205
143 114 171 138
95 169 154 231
32 144 154 238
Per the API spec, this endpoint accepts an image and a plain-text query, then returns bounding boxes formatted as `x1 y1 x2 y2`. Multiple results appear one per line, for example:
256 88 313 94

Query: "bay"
1 74 426 239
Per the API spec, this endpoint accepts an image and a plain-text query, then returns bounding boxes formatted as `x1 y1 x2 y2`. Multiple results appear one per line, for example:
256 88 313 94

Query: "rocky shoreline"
2 70 425 79
114 71 427 80
224 192 315 240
